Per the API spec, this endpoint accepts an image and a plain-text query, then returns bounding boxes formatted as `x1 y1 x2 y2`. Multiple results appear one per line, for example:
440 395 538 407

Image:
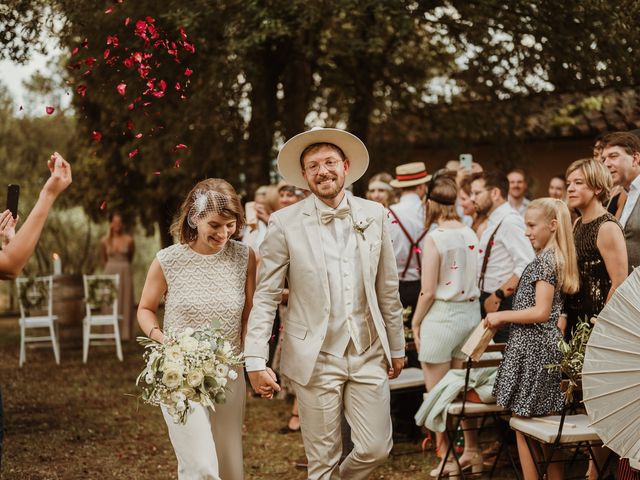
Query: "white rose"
187 370 204 388
170 391 186 403
162 365 184 389
145 372 155 384
164 346 183 364
215 364 229 377
175 400 186 412
180 336 199 353
228 369 238 381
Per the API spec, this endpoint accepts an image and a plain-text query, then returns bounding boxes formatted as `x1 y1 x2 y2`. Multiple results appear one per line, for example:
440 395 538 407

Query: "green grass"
0 317 526 479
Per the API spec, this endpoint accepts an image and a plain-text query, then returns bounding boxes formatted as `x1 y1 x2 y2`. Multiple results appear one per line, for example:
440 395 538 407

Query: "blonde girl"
485 198 579 480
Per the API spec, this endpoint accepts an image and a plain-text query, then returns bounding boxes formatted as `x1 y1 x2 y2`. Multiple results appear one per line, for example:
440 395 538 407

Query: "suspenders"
478 220 503 292
388 207 428 280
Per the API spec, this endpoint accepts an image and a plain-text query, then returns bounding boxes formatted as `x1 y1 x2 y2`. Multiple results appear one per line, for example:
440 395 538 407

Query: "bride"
137 178 256 480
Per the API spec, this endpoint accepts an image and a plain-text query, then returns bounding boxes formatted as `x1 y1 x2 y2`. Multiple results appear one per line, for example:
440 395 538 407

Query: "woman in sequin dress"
564 159 628 340
137 179 257 480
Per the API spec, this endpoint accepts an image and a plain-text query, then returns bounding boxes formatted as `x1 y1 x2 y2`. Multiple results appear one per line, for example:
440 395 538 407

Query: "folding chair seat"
509 384 611 480
15 276 60 367
82 274 123 362
434 343 520 479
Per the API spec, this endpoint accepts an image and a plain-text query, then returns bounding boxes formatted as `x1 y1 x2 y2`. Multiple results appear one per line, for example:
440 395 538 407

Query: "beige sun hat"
389 162 431 188
277 127 369 189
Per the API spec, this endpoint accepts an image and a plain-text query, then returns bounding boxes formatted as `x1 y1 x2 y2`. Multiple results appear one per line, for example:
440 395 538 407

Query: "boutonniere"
353 217 374 240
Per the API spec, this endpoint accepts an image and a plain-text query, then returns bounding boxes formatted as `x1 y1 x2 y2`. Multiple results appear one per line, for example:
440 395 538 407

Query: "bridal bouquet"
136 327 244 424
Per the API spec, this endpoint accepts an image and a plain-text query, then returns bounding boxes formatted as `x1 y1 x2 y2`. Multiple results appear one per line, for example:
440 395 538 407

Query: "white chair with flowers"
82 274 123 362
15 275 60 367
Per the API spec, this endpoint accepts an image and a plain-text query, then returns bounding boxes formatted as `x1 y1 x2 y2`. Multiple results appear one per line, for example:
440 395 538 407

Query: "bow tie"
320 206 351 224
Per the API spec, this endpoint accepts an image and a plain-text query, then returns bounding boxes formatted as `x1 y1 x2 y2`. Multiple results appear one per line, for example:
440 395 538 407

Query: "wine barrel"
52 274 85 346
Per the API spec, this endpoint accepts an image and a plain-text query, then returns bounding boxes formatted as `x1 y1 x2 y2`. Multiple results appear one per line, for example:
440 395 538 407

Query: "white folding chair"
82 274 123 363
15 276 60 367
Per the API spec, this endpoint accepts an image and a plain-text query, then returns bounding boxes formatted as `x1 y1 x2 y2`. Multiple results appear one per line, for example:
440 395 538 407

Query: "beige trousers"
291 339 393 480
162 372 246 480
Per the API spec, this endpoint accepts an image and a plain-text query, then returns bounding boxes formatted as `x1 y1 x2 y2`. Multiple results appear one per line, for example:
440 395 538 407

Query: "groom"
245 127 405 479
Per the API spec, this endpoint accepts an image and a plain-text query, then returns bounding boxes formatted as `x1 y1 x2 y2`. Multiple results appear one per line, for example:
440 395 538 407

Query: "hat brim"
277 128 369 189
389 175 432 188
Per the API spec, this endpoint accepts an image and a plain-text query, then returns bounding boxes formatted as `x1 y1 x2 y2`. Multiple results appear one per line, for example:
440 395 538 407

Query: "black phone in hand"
6 184 19 219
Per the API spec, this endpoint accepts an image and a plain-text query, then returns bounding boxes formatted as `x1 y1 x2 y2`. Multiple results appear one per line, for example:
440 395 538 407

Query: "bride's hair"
171 178 245 243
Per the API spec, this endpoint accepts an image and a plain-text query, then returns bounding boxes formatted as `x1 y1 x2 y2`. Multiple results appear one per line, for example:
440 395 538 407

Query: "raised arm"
0 152 72 279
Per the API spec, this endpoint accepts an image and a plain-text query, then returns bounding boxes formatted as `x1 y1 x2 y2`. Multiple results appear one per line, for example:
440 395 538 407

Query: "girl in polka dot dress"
484 198 579 480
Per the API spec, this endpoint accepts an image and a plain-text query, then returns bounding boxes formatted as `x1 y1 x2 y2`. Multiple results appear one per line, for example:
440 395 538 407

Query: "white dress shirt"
509 196 530 217
477 202 535 292
620 174 640 228
388 193 426 281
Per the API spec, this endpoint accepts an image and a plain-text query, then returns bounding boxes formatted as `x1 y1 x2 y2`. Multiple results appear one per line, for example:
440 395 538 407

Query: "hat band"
396 171 428 181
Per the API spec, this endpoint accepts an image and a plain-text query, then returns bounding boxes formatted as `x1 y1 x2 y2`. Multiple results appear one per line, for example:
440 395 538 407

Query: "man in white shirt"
388 162 430 327
244 128 405 480
471 171 535 343
507 169 530 217
602 131 640 273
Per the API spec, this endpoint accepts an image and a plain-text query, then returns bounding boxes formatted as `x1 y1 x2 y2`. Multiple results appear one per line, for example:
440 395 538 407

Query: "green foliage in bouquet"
136 327 244 424
546 316 593 405
19 277 49 310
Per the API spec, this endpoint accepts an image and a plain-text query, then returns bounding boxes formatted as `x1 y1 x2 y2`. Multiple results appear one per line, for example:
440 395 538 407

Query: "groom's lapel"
350 198 374 295
301 197 330 300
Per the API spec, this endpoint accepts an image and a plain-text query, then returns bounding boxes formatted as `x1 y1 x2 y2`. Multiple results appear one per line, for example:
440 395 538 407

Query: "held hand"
43 152 72 198
388 357 405 380
483 312 502 330
411 325 421 352
248 367 281 399
483 293 500 314
0 210 18 247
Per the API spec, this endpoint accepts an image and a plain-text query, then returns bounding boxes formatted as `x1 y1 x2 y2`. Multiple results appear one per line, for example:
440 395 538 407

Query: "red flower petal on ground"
91 131 102 142
76 85 87 96
45 106 55 115
104 6 115 14
468 245 475 250
100 200 107 210
174 144 188 150
117 83 127 95
129 149 138 158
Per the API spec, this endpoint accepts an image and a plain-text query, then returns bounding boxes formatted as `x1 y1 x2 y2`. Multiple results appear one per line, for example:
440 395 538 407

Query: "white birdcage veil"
187 189 232 229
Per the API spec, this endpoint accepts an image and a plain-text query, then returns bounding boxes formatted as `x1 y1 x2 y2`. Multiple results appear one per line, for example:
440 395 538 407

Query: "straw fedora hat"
389 162 431 188
277 127 369 189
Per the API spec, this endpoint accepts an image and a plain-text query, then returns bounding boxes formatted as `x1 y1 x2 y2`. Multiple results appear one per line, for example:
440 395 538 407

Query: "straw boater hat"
389 162 431 188
277 127 369 190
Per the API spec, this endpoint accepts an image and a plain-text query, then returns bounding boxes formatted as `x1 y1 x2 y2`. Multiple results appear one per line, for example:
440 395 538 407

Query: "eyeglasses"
470 188 490 198
304 159 343 175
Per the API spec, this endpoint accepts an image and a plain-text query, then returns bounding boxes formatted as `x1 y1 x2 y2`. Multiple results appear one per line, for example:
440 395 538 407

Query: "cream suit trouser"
291 339 393 480
161 372 246 480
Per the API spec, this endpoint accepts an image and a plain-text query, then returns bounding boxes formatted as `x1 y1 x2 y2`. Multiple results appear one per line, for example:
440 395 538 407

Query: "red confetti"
127 103 135 110
153 171 161 175
100 200 107 210
76 85 87 97
179 27 188 41
182 40 195 53
84 57 96 66
174 143 188 150
91 131 102 142
184 67 193 77
71 47 79 56
129 149 138 158
106 35 119 47
135 133 142 138
82 69 92 77
123 57 134 68
124 17 131 26
104 6 115 14
104 49 110 59
468 245 475 250
175 82 182 91
117 83 127 96
45 106 55 115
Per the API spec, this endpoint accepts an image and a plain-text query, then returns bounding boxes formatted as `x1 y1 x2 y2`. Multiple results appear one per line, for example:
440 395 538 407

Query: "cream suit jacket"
244 194 405 386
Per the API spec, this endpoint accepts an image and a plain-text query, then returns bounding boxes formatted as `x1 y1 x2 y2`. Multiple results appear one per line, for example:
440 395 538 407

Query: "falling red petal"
106 35 119 47
91 131 102 142
184 67 193 77
84 57 96 66
175 160 181 168
76 85 87 97
127 103 135 110
175 82 182 91
124 17 131 26
117 83 127 95
104 6 115 14
126 119 134 130
129 149 138 158
135 133 142 138
104 49 110 59
153 171 161 175
100 200 107 210
174 144 188 150
45 106 55 115
71 47 79 56
179 27 188 41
